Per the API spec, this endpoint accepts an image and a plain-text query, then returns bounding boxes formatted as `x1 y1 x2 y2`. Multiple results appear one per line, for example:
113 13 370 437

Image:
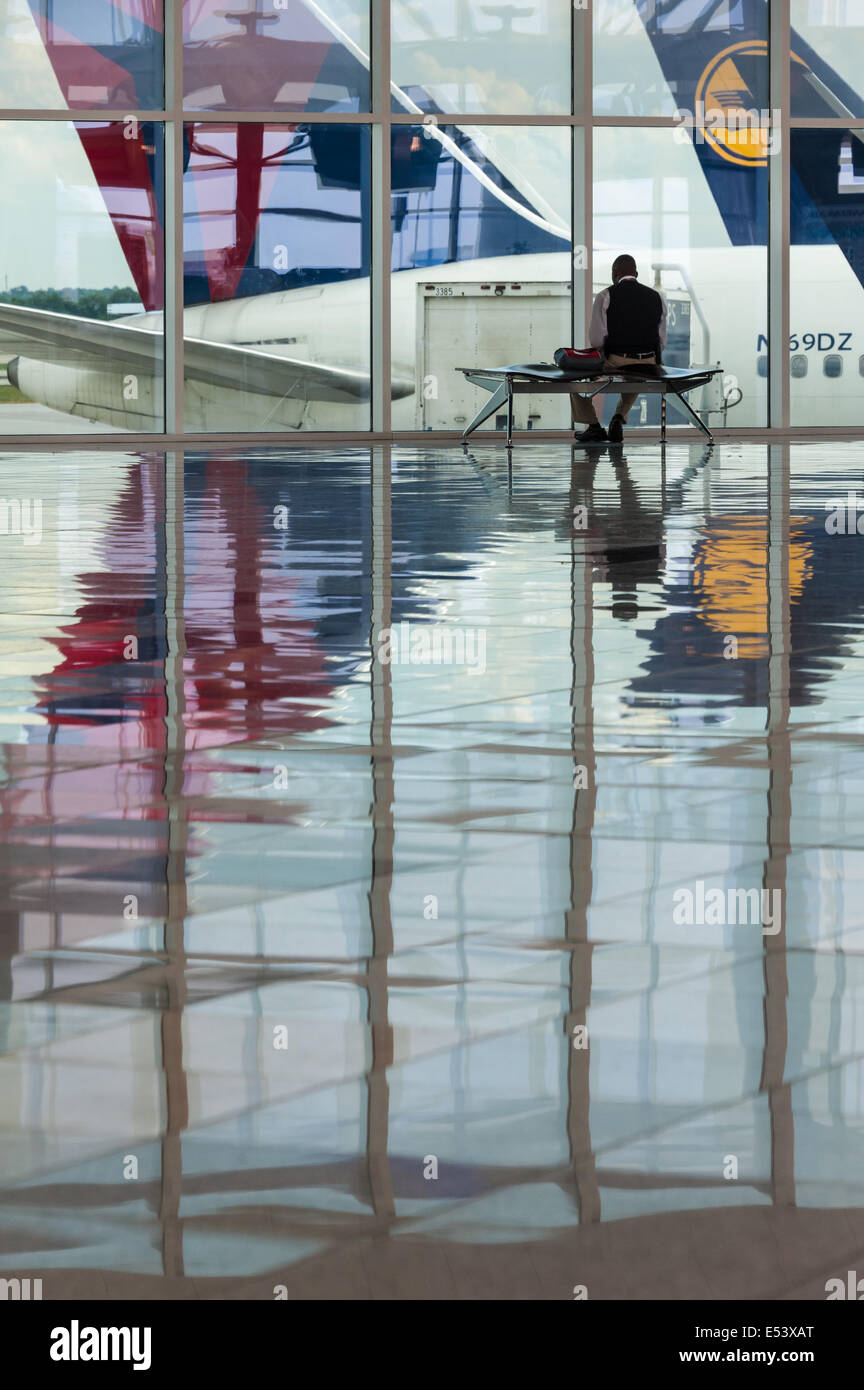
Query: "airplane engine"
6 353 161 428
6 352 376 433
6 357 161 431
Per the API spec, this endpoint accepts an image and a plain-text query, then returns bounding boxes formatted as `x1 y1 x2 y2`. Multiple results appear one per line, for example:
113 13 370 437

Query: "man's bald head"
612 254 638 281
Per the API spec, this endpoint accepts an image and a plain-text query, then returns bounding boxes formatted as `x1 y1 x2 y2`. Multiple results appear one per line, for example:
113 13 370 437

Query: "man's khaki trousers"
570 352 656 426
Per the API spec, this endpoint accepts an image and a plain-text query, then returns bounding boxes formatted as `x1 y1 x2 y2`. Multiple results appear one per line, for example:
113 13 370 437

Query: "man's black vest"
604 278 663 356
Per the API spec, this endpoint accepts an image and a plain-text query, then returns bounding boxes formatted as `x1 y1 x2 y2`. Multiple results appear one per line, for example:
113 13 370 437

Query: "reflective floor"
2 441 864 1300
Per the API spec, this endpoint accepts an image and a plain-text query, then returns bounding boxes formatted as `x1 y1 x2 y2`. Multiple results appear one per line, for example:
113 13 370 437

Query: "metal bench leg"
585 379 611 401
461 380 509 440
660 394 667 444
506 378 514 448
673 391 714 443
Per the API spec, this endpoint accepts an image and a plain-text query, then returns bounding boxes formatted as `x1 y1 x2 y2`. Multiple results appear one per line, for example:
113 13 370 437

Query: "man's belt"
605 348 656 359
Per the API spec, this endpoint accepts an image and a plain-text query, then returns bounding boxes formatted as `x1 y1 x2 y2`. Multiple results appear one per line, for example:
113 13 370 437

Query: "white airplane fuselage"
8 244 863 432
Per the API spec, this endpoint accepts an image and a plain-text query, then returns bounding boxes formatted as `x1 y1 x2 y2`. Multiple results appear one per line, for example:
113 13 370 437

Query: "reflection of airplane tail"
621 514 864 716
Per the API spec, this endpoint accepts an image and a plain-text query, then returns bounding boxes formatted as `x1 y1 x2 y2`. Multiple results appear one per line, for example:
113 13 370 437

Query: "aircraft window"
790 354 807 378
757 355 768 378
824 354 843 378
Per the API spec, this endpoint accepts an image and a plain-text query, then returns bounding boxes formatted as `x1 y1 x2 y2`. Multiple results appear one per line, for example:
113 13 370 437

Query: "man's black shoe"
573 424 607 445
608 413 625 443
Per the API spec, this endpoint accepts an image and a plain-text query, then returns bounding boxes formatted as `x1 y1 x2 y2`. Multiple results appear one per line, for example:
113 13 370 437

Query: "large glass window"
182 0 370 111
0 0 163 109
391 124 574 432
594 126 768 429
594 0 768 119
0 120 164 434
390 0 578 115
0 0 854 435
790 127 864 426
790 0 864 118
182 122 370 432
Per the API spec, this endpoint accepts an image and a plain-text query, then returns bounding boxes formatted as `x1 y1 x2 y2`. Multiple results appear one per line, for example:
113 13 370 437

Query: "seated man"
571 253 667 445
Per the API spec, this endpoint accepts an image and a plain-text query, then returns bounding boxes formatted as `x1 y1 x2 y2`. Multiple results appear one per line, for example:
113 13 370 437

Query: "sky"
0 0 132 289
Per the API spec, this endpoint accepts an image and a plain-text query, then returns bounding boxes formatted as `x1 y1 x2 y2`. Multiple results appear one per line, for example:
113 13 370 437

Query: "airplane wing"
0 302 412 403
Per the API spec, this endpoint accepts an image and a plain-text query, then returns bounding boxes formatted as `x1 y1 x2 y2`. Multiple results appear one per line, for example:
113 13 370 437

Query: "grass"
0 385 31 403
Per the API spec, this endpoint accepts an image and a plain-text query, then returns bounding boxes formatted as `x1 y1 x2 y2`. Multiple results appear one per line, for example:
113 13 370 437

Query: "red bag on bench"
553 347 603 370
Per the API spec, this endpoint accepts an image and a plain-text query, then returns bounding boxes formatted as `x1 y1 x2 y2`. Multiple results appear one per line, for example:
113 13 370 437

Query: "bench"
456 363 724 446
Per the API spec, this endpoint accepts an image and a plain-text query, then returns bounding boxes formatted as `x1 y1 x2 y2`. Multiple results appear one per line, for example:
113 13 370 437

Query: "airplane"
2 0 864 432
